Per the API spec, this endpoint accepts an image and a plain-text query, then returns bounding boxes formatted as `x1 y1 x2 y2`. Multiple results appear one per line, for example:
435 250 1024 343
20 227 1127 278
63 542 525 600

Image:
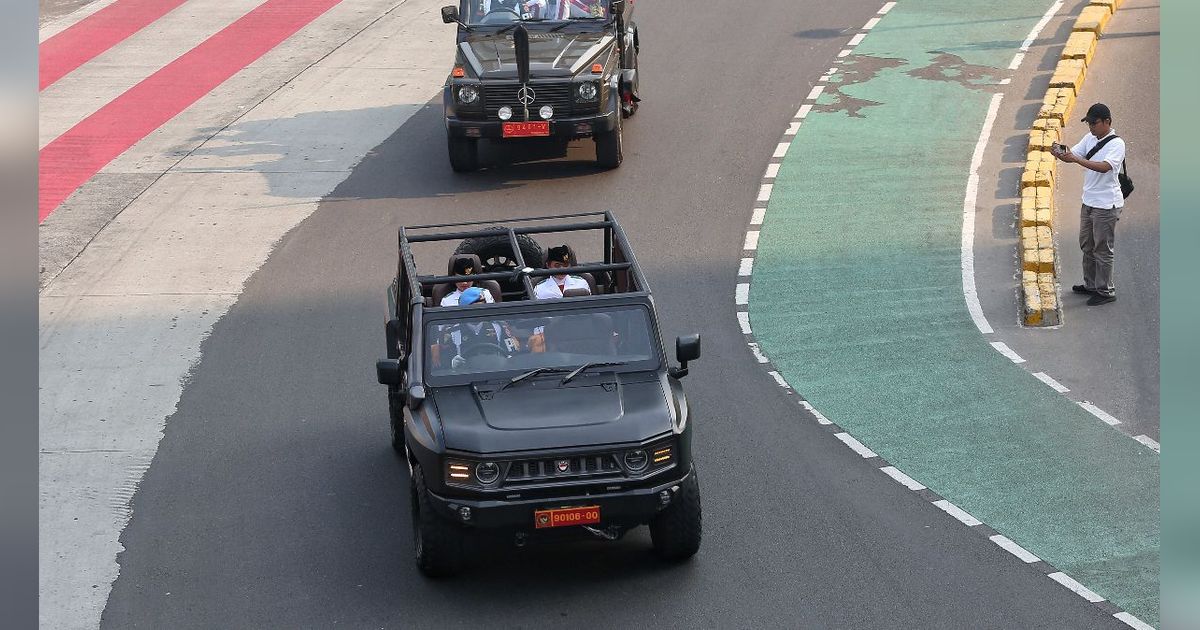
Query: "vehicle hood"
431 374 672 454
461 31 613 78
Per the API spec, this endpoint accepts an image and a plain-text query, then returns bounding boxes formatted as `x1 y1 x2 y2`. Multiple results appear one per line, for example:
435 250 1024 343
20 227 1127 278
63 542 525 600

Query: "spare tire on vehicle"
454 229 545 299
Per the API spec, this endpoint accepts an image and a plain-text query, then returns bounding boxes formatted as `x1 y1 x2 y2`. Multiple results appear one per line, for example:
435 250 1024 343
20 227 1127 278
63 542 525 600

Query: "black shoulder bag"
1085 134 1134 199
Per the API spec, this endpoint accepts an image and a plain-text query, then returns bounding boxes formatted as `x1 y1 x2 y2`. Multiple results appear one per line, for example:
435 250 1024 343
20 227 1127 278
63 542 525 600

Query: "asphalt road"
100 1 1126 627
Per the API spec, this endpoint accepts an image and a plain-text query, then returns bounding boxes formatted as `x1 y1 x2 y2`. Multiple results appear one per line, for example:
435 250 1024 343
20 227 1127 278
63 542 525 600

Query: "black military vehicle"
439 0 640 171
376 212 700 576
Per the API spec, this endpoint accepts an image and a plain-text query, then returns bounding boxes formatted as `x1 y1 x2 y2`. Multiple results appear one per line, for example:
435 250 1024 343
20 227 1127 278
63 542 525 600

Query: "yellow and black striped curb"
1021 0 1124 326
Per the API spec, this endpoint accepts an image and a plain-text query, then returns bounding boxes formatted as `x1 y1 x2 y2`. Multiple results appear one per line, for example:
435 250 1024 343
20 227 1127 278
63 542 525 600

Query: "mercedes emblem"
516 86 536 106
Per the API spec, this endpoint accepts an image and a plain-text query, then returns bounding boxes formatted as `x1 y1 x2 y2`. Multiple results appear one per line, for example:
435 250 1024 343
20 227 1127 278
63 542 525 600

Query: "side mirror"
669 334 700 379
377 359 403 385
441 5 459 24
610 0 625 15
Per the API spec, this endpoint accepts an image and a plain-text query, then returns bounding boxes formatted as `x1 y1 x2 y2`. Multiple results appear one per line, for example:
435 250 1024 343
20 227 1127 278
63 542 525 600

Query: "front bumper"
427 467 692 530
446 110 617 140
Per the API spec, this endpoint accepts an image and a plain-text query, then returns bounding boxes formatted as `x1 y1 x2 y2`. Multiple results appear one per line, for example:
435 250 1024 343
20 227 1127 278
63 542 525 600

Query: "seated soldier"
441 258 496 306
534 245 592 299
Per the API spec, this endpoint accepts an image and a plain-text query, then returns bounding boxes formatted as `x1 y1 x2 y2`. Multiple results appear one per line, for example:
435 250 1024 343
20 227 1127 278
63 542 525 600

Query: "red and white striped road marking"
39 0 190 90
38 0 344 222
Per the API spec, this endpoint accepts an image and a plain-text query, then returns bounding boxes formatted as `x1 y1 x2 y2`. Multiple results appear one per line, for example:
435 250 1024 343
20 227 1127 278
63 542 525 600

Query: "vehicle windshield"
462 0 609 26
424 304 658 384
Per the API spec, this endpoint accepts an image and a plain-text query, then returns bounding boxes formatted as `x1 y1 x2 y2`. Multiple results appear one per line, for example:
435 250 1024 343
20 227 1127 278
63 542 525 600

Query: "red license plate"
502 121 550 138
534 505 600 529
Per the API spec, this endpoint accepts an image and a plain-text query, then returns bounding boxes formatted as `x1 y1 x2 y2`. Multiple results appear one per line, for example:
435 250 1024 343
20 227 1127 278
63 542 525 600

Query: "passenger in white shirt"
476 0 546 19
1052 102 1127 305
534 245 592 299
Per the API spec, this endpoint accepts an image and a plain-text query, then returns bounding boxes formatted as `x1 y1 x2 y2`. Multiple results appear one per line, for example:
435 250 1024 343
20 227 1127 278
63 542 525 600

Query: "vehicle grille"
504 453 623 486
480 82 594 119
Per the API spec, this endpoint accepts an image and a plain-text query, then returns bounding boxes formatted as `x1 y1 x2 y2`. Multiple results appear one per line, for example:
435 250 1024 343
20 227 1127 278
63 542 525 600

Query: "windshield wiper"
498 366 572 391
496 17 547 34
559 361 628 385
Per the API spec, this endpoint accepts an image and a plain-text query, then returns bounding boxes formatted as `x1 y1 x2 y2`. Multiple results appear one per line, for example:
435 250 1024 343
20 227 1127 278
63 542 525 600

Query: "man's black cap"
452 258 474 275
1081 103 1111 123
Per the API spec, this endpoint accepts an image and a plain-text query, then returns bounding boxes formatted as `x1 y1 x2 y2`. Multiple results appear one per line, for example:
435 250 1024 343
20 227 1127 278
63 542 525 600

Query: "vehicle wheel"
454 230 545 297
447 136 479 172
411 466 465 577
387 386 405 453
595 111 623 169
649 470 702 561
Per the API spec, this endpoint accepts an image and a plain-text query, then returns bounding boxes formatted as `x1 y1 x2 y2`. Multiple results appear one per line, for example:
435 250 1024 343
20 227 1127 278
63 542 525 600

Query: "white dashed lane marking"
795 103 813 119
743 231 760 251
736 311 751 335
990 534 1041 563
764 163 780 179
1078 401 1121 426
738 258 754 277
1133 435 1160 453
750 208 766 225
1114 612 1156 630
1032 371 1070 393
933 500 983 527
879 1 896 14
806 85 825 100
835 433 878 458
847 33 866 46
1048 572 1106 603
880 465 926 491
735 283 750 305
773 142 790 158
989 341 1025 364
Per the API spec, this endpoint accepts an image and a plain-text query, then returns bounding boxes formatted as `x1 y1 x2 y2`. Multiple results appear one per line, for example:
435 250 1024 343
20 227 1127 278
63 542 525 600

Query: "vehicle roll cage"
396 211 649 314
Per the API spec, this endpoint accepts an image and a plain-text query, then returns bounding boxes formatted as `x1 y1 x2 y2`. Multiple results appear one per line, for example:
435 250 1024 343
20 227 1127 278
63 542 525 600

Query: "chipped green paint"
749 0 1160 625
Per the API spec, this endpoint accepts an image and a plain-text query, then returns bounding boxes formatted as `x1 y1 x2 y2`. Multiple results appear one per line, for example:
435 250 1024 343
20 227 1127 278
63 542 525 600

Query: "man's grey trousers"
1079 203 1122 297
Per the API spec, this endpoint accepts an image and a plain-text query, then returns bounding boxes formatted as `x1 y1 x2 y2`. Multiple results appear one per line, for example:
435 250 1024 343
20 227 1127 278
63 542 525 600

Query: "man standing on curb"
1052 103 1127 306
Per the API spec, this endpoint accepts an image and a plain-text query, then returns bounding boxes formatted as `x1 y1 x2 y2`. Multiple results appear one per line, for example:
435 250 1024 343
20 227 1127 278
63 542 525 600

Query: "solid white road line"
1010 0 1064 69
961 93 1003 335
1032 371 1070 392
1114 612 1156 630
1079 401 1122 426
990 341 1026 364
933 499 983 527
880 465 926 491
835 432 878 458
743 231 760 250
1133 435 1160 453
1048 571 1106 603
739 257 754 277
735 283 750 305
990 534 1041 563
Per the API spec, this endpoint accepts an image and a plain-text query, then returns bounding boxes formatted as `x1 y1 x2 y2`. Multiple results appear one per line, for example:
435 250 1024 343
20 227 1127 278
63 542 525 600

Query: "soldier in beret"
534 245 592 299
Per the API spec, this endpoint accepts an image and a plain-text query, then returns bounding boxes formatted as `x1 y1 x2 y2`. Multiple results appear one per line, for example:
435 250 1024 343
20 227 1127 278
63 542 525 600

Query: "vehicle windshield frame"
421 299 663 387
458 0 614 27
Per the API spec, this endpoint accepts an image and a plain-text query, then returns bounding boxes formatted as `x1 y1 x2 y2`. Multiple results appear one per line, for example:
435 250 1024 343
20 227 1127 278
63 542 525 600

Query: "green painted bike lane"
749 0 1159 624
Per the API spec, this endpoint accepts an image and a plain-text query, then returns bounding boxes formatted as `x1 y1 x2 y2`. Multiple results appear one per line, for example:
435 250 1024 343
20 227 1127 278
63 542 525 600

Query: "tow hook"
514 532 528 548
583 525 622 541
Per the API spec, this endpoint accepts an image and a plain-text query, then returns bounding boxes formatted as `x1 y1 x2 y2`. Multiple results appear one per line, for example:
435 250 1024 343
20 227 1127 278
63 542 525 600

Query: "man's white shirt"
440 287 495 306
1071 130 1126 209
535 275 591 299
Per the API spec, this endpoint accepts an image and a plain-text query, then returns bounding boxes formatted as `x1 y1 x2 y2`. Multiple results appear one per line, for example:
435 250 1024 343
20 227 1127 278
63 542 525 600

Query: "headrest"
562 288 591 297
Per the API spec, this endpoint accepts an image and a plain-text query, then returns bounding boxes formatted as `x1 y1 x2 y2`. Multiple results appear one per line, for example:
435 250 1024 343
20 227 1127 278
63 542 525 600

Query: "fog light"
459 506 472 522
539 105 554 120
498 106 513 121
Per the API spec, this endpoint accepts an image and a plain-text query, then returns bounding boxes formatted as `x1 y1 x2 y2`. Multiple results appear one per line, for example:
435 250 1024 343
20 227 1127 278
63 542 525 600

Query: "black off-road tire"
595 110 623 169
412 466 465 577
454 230 545 297
387 386 405 453
447 136 479 172
649 471 702 561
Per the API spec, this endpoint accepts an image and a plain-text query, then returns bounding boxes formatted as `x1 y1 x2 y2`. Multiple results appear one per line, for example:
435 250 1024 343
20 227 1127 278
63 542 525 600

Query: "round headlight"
539 105 554 120
497 106 513 121
476 461 500 484
457 85 479 104
577 82 598 101
624 450 648 473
